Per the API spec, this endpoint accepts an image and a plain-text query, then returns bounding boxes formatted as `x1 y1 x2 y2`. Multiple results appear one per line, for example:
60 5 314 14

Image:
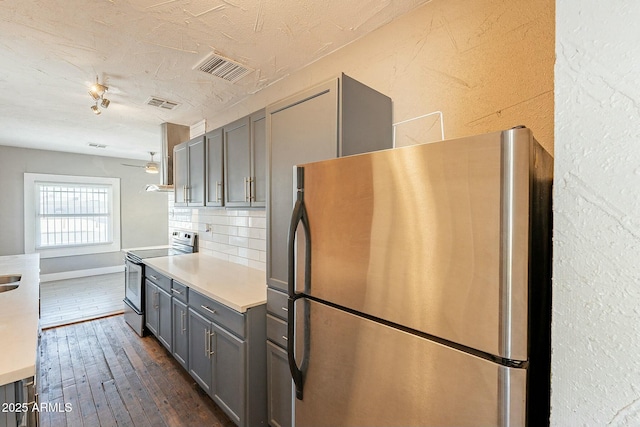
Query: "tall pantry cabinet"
265 73 392 427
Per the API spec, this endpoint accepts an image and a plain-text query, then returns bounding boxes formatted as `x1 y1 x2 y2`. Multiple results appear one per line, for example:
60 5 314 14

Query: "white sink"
0 275 20 293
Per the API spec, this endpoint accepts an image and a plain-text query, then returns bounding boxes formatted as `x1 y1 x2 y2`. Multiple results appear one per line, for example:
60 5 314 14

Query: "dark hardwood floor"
38 315 235 427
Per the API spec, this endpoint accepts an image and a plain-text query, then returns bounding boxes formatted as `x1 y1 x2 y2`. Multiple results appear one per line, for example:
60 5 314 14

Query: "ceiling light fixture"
121 152 160 174
145 152 159 174
88 76 110 115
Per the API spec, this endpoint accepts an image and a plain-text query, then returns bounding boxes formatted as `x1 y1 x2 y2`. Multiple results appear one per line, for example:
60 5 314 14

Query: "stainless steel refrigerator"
286 127 553 427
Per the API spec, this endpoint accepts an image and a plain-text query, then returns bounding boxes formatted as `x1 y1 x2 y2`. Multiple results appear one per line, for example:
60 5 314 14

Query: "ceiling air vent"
194 52 253 83
146 97 180 110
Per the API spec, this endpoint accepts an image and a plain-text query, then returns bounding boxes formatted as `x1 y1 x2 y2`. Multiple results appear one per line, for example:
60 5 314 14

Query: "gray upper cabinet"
250 110 266 207
224 117 251 207
206 128 225 207
266 74 392 291
174 136 206 207
174 142 188 207
224 109 266 208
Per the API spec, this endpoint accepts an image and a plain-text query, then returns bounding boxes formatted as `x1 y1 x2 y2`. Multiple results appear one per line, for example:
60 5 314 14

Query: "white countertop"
0 254 40 386
143 253 266 313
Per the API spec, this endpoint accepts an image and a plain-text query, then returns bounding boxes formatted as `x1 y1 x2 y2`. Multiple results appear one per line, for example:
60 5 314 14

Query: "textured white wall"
204 0 554 154
552 1 640 425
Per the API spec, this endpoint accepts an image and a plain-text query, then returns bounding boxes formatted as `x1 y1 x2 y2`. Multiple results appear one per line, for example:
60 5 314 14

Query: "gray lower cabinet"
189 308 246 424
145 280 159 336
0 378 36 427
211 322 246 425
0 381 17 427
172 298 189 370
146 280 172 352
188 290 266 427
266 341 291 427
189 308 213 393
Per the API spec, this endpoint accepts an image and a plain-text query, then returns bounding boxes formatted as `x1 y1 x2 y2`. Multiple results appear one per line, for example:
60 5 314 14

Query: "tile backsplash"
168 194 266 271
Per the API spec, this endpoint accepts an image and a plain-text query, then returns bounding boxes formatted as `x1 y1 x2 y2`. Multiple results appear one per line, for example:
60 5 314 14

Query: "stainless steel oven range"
123 231 197 336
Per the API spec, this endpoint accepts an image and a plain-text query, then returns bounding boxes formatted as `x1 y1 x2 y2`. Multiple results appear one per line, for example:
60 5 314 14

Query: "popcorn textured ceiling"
0 0 428 159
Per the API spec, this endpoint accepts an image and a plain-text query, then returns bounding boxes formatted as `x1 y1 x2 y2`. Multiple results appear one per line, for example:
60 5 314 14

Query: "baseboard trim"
40 265 124 283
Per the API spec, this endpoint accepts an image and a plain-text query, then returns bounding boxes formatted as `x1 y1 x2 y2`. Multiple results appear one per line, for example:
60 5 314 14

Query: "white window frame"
24 173 121 258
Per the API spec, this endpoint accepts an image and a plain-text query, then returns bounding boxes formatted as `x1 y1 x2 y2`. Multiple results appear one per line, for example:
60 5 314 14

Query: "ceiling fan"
122 152 159 174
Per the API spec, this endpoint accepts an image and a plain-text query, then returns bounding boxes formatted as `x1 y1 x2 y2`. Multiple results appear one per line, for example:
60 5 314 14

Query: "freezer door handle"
287 167 311 297
287 166 310 399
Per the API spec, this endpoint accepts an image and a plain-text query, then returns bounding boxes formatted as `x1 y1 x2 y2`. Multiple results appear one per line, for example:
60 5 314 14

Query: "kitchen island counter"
143 253 265 313
0 253 40 386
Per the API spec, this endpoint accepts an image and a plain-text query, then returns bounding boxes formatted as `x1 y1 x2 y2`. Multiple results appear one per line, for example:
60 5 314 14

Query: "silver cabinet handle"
171 288 183 295
281 306 288 312
149 275 158 281
282 335 288 341
244 177 248 202
201 305 216 315
204 328 210 358
155 291 159 309
182 185 187 203
249 176 255 202
205 329 215 358
216 181 222 202
209 330 215 357
181 310 186 334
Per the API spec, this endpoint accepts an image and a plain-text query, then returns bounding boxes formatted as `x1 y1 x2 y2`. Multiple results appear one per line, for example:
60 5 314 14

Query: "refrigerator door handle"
287 166 310 399
287 199 303 297
287 296 304 400
288 167 311 296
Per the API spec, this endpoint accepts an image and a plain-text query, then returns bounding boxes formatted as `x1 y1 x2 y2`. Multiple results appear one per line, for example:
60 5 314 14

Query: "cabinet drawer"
171 280 188 303
266 288 288 320
190 290 246 338
267 314 288 349
146 266 172 292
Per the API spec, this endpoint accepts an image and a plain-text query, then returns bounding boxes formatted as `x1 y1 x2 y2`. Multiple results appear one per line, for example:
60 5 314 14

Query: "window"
24 174 121 258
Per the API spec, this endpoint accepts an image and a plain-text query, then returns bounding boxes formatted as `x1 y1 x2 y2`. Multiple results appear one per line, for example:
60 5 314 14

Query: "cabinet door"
0 382 18 427
266 79 339 290
174 142 188 206
211 323 246 426
188 308 213 393
250 110 266 207
145 281 159 335
206 128 224 207
172 298 189 370
187 137 206 206
157 287 172 351
267 341 292 427
224 117 251 207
